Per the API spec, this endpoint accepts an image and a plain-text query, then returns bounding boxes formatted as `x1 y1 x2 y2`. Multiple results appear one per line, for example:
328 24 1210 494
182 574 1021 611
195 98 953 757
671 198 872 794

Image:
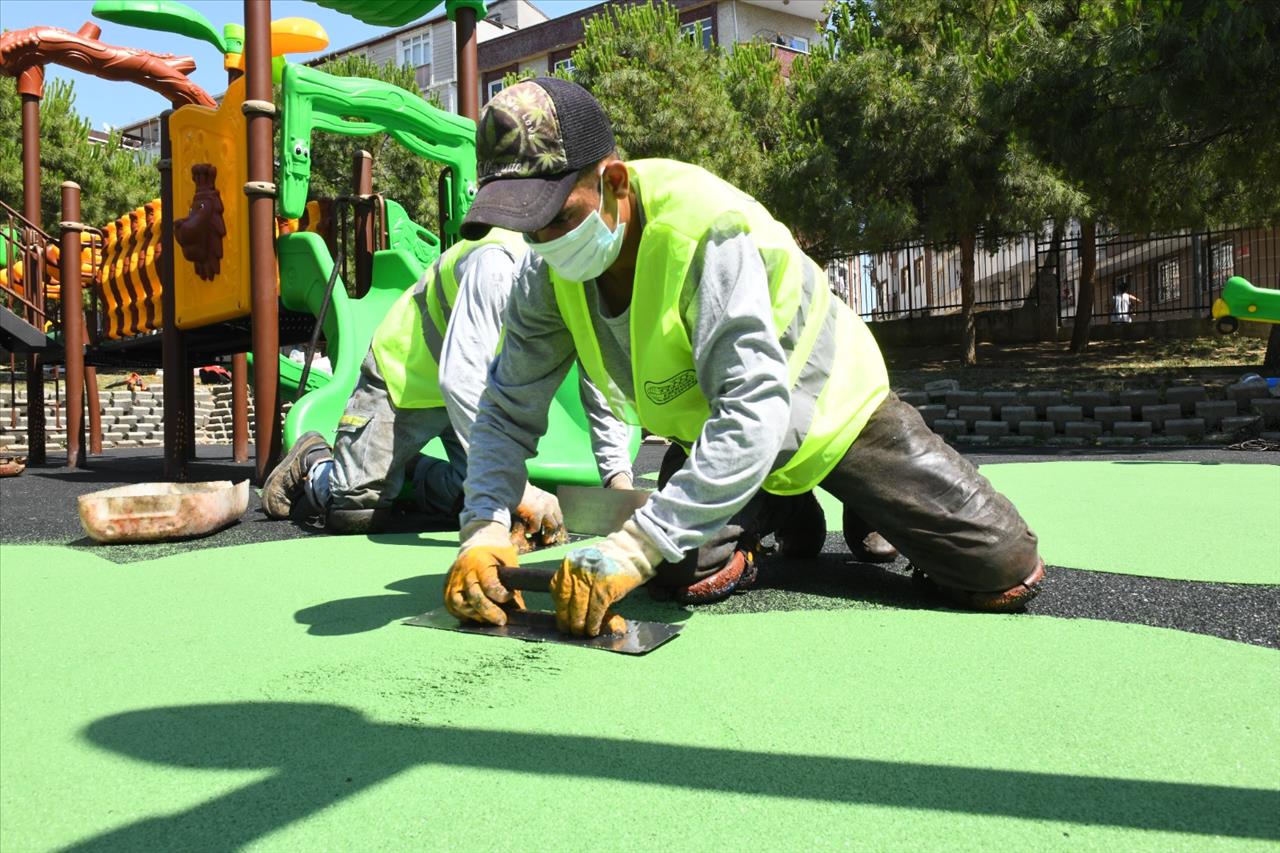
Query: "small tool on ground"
405 564 682 655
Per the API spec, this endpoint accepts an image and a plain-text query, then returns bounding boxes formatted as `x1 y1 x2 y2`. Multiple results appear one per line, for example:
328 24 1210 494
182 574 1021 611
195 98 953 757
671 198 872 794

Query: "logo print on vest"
644 370 698 405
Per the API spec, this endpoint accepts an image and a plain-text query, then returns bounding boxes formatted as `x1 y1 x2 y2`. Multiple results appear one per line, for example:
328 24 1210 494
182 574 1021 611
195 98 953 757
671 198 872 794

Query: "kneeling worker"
445 79 1044 634
261 227 636 540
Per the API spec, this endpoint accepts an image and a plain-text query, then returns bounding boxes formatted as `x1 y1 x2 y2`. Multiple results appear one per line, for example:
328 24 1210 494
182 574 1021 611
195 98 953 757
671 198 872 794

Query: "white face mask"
526 176 626 282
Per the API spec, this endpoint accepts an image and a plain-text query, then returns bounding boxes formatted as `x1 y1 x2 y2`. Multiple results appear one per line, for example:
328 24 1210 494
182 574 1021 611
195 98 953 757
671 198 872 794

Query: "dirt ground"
884 334 1271 390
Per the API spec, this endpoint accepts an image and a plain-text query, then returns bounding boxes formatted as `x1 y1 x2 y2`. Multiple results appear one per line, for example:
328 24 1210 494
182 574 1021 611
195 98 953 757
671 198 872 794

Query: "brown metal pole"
86 366 102 455
226 60 250 464
20 65 46 466
352 149 374 297
456 5 479 122
231 352 249 461
159 110 188 480
245 0 280 483
85 230 102 455
60 181 86 467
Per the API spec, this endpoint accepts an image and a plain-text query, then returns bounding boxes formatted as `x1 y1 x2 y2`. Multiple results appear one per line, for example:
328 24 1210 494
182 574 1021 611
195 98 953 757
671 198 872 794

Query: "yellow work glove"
511 483 567 552
444 520 524 626
551 519 662 637
605 472 634 490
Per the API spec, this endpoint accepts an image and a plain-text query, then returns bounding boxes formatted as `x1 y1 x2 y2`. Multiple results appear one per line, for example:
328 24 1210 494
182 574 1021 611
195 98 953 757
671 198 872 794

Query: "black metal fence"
828 224 1279 326
1047 226 1279 324
826 233 1042 321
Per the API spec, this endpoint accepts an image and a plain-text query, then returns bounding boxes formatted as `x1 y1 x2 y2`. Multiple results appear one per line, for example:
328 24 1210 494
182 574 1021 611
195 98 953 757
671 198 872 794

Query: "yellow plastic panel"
95 202 163 340
170 76 252 330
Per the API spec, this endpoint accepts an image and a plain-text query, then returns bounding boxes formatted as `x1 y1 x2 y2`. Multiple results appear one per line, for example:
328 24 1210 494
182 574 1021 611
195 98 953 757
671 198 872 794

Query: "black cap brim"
460 170 580 241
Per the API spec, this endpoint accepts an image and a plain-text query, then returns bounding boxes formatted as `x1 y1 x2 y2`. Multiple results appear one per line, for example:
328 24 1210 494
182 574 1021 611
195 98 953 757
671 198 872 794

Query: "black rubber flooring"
2 443 1276 649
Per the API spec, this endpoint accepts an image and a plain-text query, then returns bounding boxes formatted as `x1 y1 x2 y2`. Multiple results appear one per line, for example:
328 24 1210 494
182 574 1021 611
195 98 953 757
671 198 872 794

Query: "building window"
774 33 809 52
400 33 431 68
553 57 575 74
1211 242 1234 289
681 17 714 50
1157 259 1181 303
486 78 505 101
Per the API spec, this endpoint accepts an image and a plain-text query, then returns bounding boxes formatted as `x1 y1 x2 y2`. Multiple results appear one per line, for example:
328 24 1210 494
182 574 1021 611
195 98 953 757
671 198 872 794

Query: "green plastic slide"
272 231 637 488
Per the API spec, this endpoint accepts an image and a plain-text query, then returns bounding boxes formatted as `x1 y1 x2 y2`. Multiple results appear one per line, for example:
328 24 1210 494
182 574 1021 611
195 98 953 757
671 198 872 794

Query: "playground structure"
1 0 636 488
1212 275 1280 334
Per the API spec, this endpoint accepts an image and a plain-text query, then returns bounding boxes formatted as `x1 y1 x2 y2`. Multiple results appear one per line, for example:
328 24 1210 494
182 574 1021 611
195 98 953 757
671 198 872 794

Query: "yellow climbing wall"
169 76 252 330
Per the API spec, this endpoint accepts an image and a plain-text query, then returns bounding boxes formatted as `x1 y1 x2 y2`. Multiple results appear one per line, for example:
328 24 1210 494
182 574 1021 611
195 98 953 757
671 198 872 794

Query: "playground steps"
0 385 287 455
0 304 60 354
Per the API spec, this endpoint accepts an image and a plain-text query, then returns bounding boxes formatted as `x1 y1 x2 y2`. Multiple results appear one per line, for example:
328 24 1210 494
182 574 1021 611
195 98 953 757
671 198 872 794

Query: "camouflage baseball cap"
461 77 616 240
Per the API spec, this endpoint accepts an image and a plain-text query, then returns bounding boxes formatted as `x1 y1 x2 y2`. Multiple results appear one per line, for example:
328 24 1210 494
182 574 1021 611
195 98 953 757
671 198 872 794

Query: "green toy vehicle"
1211 276 1280 334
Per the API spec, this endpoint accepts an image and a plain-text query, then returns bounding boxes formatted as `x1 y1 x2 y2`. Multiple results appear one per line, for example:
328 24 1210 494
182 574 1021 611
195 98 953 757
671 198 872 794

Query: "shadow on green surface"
294 555 691 636
65 701 1280 850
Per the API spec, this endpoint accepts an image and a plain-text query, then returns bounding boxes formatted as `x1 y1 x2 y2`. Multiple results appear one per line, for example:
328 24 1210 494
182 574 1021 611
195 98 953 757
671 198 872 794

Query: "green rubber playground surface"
815 461 1280 584
1 462 1278 850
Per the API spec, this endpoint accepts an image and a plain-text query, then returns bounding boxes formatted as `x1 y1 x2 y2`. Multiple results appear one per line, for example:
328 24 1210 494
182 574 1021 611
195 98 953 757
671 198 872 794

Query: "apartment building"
478 0 824 104
305 0 548 113
117 1 821 158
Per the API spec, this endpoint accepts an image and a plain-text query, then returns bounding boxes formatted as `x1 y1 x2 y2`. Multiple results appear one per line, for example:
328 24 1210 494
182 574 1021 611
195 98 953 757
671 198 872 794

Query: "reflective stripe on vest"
372 229 525 408
552 159 888 494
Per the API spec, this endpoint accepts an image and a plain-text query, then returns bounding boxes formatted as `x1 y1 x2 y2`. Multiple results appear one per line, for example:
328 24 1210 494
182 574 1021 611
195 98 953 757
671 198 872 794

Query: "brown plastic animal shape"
174 163 226 281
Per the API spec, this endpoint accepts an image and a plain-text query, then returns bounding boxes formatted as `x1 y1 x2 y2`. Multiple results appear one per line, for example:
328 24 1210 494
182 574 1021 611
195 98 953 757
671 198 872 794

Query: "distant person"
1111 284 1141 323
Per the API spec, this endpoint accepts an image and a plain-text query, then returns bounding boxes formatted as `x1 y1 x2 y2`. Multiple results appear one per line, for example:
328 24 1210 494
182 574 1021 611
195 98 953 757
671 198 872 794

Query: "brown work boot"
260 431 330 519
649 533 762 605
848 531 898 563
669 546 758 604
926 559 1046 613
842 506 898 563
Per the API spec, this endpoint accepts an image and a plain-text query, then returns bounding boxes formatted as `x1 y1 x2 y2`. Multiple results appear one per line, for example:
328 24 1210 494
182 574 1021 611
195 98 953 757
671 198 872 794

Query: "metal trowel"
404 566 682 656
557 485 652 536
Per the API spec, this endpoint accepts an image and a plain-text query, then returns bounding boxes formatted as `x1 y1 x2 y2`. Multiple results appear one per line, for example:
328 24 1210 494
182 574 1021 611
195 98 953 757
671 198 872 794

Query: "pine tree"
567 2 766 198
0 76 157 230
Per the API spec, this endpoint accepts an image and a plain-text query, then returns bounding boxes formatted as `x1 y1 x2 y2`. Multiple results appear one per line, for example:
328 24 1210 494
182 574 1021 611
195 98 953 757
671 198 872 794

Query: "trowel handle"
498 566 555 592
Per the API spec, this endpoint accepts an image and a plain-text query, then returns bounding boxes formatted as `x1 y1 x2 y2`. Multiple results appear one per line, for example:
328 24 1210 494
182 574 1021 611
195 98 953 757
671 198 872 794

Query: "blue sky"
0 0 600 128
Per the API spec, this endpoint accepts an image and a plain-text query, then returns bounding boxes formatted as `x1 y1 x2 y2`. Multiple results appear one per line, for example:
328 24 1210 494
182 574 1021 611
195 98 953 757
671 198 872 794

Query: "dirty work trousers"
304 352 466 521
652 393 1040 594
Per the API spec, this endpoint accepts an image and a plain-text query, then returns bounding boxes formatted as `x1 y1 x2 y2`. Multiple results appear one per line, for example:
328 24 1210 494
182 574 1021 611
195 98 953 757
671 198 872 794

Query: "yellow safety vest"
552 159 888 494
371 229 525 408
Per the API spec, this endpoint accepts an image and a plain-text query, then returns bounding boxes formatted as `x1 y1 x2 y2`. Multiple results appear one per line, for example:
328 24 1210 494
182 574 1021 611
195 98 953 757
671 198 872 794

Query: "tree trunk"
960 230 977 365
1070 219 1096 353
1264 325 1280 371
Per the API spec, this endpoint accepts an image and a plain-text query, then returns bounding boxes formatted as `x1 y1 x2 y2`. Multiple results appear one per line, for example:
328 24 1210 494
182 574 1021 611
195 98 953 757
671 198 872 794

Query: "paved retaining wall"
902 378 1280 447
1 380 1276 456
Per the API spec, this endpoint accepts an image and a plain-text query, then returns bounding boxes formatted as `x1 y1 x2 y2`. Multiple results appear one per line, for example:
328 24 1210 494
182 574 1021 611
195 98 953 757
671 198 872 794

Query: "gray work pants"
311 353 466 519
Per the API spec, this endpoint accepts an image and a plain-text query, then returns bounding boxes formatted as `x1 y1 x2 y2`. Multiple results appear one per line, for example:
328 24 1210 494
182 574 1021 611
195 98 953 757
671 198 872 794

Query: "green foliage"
568 1 766 196
295 54 444 231
1016 0 1280 230
0 76 158 229
795 0 1086 253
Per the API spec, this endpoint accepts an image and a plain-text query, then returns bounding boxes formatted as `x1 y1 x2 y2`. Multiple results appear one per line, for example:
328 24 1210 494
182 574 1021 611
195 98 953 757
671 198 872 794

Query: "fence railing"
827 234 1041 321
1047 226 1278 324
1 199 58 334
827 224 1279 326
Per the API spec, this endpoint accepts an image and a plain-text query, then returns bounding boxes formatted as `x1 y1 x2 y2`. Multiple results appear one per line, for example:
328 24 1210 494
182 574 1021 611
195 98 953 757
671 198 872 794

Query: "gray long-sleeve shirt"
435 242 633 483
461 217 793 563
